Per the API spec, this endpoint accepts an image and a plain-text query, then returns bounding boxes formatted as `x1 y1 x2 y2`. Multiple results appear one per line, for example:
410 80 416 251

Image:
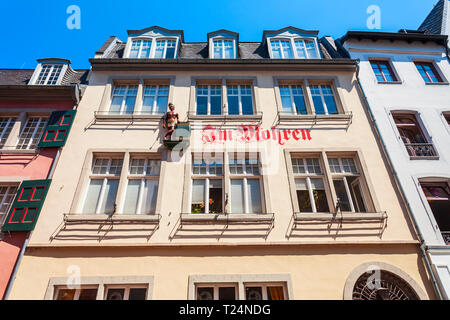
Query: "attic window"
270 38 320 59
36 64 63 85
213 39 234 59
128 38 177 59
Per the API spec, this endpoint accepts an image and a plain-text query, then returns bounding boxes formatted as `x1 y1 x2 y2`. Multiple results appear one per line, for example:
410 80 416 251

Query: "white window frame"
226 84 254 115
195 283 238 300
110 84 138 114
0 184 18 226
83 157 123 214
0 117 17 148
121 157 160 215
291 157 329 213
129 39 153 58
126 37 179 59
142 84 170 115
104 284 148 300
154 38 177 59
36 64 64 85
15 116 48 150
328 157 367 213
212 38 236 59
278 84 307 114
269 37 320 59
244 282 288 300
294 39 320 59
309 84 339 115
195 84 223 115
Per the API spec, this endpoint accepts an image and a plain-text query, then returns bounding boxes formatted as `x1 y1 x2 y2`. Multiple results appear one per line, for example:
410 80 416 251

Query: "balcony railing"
404 143 437 158
442 231 450 245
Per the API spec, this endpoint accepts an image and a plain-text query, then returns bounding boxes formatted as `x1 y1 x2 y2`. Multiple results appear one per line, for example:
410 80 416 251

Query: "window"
291 157 329 213
392 113 436 157
213 39 234 59
421 182 450 245
294 39 319 59
191 154 224 214
370 60 397 82
328 157 367 213
155 39 176 59
55 287 98 300
229 153 262 214
196 284 237 300
196 85 222 115
16 117 47 150
245 283 286 300
0 185 18 226
110 85 138 114
227 84 253 115
36 64 63 85
310 85 338 115
105 286 147 300
122 158 160 215
270 39 293 59
142 85 169 115
0 117 16 148
445 113 450 127
279 84 307 115
129 39 152 58
414 62 443 83
83 157 123 214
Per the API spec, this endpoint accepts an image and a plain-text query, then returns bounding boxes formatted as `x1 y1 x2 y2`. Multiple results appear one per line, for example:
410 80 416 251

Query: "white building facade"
341 30 450 299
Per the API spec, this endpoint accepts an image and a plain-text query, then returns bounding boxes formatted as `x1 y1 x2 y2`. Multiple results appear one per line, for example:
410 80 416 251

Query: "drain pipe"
354 60 444 300
3 148 61 300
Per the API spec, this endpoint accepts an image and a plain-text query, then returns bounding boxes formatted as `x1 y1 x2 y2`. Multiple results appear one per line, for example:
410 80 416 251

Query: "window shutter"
1 179 51 232
38 110 76 148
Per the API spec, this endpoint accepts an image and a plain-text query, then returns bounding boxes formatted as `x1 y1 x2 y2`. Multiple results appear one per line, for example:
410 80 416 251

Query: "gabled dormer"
124 26 183 59
29 58 73 85
207 29 239 59
263 26 321 59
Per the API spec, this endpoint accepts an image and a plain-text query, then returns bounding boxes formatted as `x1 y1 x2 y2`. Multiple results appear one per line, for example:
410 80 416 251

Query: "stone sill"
278 113 352 121
377 81 403 85
294 212 387 222
0 148 38 155
409 156 440 160
64 214 161 223
94 113 163 121
188 114 263 122
181 213 274 223
425 82 449 86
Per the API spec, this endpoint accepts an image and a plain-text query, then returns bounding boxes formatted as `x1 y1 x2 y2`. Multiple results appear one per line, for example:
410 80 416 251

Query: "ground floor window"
105 285 147 300
196 284 237 300
421 181 450 244
55 286 98 300
245 283 286 300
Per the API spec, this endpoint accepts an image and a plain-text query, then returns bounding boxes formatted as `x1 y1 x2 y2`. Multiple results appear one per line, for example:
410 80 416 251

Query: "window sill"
180 213 274 223
277 112 352 127
187 113 263 122
0 148 38 155
293 212 387 222
63 214 161 224
409 156 440 160
376 81 402 85
425 82 449 86
94 112 164 121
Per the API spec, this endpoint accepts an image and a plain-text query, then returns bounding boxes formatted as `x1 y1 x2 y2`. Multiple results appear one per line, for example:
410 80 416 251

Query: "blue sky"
0 0 439 69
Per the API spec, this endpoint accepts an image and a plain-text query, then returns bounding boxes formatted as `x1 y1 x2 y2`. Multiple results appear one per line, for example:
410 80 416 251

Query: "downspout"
354 60 444 300
3 147 62 300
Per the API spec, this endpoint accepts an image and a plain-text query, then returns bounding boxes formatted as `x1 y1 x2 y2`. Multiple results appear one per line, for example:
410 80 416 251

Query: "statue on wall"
162 103 179 141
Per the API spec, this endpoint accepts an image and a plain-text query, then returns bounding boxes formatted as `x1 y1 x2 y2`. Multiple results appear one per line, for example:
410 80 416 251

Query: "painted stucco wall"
343 38 450 298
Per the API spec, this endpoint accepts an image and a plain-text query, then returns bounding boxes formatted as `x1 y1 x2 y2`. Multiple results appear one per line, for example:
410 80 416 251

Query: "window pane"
197 287 214 300
228 95 239 115
219 287 236 300
79 289 98 300
306 40 318 58
142 180 158 214
246 287 263 300
98 180 119 214
247 179 262 213
156 96 168 114
209 179 223 213
281 96 294 114
241 96 253 115
165 47 175 59
196 96 208 115
124 96 136 114
142 96 154 113
231 179 244 213
349 177 367 213
312 96 325 115
310 178 329 212
123 180 141 214
129 288 147 300
293 95 307 114
83 179 103 213
333 179 351 211
210 96 222 115
106 289 125 300
296 178 312 212
192 180 205 213
56 289 76 300
267 286 285 300
324 95 338 114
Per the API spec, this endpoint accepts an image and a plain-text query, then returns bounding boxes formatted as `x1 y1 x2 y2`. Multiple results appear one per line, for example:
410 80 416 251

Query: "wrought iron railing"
404 143 437 157
441 231 450 245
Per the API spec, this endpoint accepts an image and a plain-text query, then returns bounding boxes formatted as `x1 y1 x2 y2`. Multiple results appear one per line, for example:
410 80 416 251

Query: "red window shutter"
38 110 76 148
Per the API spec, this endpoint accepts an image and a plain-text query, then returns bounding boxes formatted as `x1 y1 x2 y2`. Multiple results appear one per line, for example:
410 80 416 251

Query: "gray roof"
99 39 344 60
419 0 446 35
0 69 89 86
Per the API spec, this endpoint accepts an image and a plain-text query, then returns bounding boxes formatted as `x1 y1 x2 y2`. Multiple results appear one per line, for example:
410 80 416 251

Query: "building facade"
6 26 436 300
341 28 450 298
0 59 87 299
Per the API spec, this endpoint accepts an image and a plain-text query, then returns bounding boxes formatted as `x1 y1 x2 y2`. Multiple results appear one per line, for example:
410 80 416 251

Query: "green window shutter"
1 179 51 232
38 110 76 148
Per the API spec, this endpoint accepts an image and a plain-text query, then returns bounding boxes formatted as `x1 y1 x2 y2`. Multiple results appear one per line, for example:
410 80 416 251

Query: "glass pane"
312 96 325 115
247 179 262 213
98 180 119 214
192 180 205 213
142 96 155 113
165 47 175 59
197 287 214 300
281 96 294 114
310 178 330 213
142 180 158 214
79 289 98 300
83 179 103 213
129 288 147 300
219 287 236 300
228 95 239 115
106 288 125 300
56 289 75 300
296 178 312 212
324 95 338 114
156 96 168 114
210 96 222 115
209 180 223 214
333 179 351 211
293 95 307 114
123 180 141 214
124 96 136 114
196 96 208 115
231 179 244 213
241 96 253 115
267 286 285 300
349 177 367 213
246 287 263 300
110 97 123 113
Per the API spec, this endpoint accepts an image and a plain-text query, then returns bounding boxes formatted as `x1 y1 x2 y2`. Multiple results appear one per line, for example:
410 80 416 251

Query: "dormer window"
127 38 178 59
270 40 293 59
213 39 234 59
294 39 319 59
270 38 319 59
36 64 63 85
130 39 152 58
155 39 176 59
